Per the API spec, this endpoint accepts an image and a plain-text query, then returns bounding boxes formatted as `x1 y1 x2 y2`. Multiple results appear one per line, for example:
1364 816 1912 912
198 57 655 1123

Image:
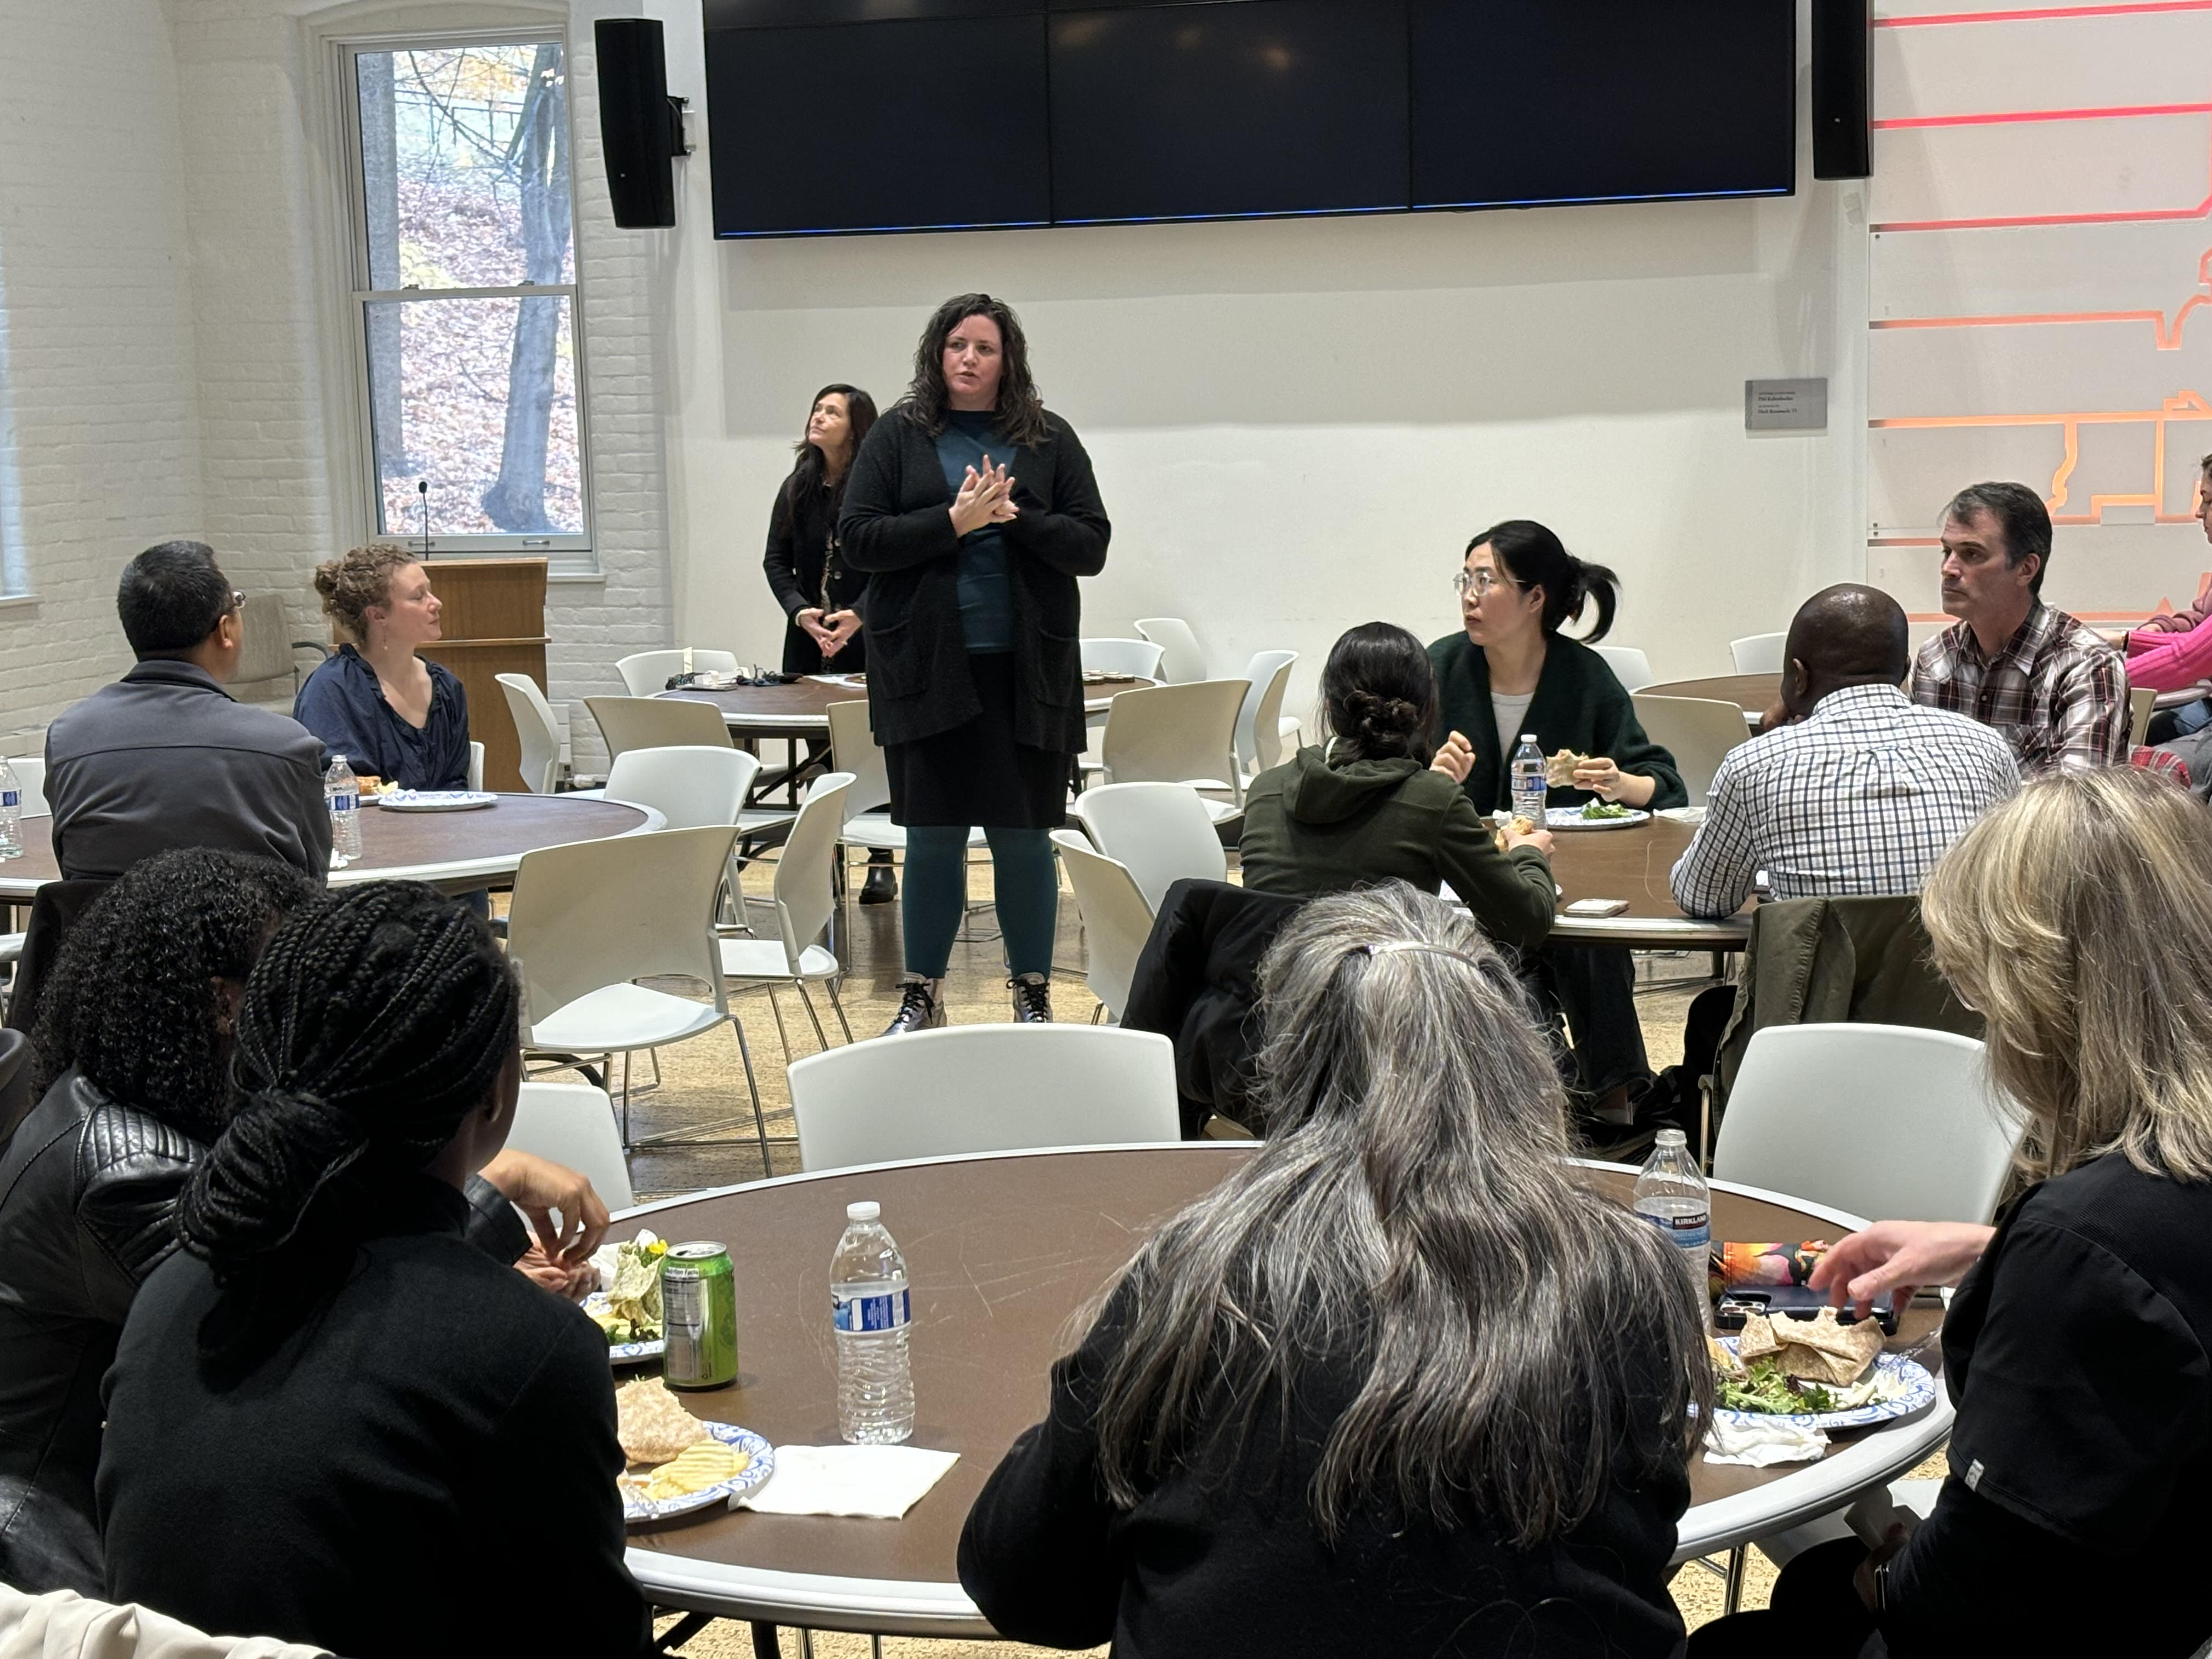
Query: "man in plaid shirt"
1910 481 2128 775
1673 586 2018 918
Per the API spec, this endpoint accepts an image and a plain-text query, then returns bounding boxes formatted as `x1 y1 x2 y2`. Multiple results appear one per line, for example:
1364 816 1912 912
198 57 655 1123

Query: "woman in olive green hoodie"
1240 623 1558 951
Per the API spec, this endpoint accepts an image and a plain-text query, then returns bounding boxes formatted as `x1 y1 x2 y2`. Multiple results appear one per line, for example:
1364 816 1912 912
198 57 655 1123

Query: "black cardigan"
838 405 1109 752
762 471 868 675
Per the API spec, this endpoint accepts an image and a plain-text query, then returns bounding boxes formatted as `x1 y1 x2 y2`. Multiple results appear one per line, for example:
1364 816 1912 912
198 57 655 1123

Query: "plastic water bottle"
831 1200 914 1444
326 754 363 861
1634 1128 1713 1333
0 758 20 859
1511 733 1548 825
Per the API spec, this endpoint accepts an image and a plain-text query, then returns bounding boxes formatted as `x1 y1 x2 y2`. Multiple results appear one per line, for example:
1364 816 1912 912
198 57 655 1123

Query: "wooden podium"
417 558 549 793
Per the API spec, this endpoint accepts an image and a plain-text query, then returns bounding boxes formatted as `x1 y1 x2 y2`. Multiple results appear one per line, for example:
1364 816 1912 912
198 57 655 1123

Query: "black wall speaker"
595 18 684 228
1812 0 1872 180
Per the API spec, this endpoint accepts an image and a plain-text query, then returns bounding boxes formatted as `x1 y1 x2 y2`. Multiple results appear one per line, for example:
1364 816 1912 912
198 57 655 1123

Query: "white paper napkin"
1704 1416 1829 1466
736 1444 959 1519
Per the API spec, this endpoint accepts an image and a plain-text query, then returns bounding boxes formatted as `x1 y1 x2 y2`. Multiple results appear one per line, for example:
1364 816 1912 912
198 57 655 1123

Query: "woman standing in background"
840 294 1110 1033
762 383 895 901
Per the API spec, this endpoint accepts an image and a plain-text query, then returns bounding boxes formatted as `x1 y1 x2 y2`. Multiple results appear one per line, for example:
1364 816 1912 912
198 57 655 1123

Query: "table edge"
615 1157 1887 1621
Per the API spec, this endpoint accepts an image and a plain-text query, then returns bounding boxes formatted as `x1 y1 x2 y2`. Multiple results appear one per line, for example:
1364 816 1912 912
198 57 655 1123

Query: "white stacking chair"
1714 1025 2024 1224
823 699 985 857
616 648 740 698
720 773 859 1059
1593 645 1656 691
496 673 565 794
584 696 735 763
1080 637 1166 680
507 823 770 1158
1134 617 1209 684
1729 632 1789 675
1050 829 1156 1022
788 1024 1180 1171
1630 694 1753 808
2130 685 2157 748
1074 782 1230 913
1233 650 1297 777
1099 679 1249 814
602 746 760 830
511 1082 634 1210
466 742 484 792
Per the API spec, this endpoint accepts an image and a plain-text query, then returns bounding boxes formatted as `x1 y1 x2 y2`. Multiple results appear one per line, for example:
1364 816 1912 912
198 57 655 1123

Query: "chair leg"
795 981 833 1052
824 980 855 1045
765 989 795 1068
730 1016 771 1171
612 1053 628 1149
1090 1003 1103 1025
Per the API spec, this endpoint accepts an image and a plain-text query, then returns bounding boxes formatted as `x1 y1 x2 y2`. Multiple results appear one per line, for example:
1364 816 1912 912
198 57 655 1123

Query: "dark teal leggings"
901 825 1058 979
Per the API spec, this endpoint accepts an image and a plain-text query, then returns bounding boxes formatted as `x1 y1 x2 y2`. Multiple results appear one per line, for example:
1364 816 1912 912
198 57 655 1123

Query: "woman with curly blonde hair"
1694 766 2212 1658
292 544 469 792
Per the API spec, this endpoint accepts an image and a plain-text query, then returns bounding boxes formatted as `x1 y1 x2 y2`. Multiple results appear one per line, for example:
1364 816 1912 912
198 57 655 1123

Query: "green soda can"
661 1242 738 1390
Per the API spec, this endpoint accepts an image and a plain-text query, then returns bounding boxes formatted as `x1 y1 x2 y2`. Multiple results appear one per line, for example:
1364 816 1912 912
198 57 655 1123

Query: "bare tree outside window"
349 40 587 551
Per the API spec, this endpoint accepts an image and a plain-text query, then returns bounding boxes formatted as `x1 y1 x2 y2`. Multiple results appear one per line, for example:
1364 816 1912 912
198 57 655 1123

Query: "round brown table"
1543 814 1750 949
663 675 1158 742
1640 675 1780 720
0 794 661 902
620 1146 1948 1637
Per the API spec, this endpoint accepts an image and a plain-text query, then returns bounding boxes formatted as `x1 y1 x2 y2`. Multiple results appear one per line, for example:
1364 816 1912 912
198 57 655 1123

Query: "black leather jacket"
0 1069 529 1594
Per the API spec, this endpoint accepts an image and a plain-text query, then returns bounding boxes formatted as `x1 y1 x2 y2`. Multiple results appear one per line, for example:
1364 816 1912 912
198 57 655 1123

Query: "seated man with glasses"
44 540 331 882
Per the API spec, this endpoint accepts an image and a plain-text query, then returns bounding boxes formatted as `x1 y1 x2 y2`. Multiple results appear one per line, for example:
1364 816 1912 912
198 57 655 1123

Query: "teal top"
1426 631 1686 813
934 409 1014 652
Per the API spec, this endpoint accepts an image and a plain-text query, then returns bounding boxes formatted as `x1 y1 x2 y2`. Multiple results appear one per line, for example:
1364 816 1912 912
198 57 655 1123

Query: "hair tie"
1347 941 1485 970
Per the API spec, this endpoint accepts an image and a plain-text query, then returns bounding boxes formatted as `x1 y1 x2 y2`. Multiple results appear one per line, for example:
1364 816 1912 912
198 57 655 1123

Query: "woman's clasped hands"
949 455 1020 537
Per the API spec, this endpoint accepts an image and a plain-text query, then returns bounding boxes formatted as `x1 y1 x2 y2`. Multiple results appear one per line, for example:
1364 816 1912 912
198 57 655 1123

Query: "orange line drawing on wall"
1879 3 2212 30
1870 392 2212 522
1870 250 2212 346
1871 107 2212 233
1875 100 2212 128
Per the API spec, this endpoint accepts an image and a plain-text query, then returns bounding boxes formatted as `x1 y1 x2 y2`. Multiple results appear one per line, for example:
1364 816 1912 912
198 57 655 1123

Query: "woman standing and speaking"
840 294 1109 1033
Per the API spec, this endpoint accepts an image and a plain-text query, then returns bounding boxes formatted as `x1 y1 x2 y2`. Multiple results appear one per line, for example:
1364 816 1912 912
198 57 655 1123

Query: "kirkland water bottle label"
331 793 357 812
832 1288 911 1333
1646 1212 1710 1251
0 792 16 808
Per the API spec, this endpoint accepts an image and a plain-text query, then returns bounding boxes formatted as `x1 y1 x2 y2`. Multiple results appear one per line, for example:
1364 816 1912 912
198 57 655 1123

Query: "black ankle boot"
860 861 898 905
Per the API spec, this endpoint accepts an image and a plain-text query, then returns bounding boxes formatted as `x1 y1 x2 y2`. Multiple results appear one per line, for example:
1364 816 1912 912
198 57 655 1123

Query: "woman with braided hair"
1239 622 1559 950
97 883 648 1659
0 851 605 1598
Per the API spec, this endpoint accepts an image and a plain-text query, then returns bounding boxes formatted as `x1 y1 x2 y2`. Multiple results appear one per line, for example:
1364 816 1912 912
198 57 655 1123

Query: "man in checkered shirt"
1910 481 2129 775
1673 585 2017 918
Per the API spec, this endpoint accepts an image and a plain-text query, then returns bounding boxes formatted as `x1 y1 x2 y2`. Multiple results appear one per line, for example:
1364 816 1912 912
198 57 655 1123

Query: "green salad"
1581 800 1633 821
1716 1355 1836 1415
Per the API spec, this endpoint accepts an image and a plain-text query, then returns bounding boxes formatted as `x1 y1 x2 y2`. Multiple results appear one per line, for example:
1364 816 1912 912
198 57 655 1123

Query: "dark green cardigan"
1426 632 1686 813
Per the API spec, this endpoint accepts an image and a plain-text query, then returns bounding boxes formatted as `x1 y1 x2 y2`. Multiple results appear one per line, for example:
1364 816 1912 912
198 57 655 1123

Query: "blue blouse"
293 646 470 791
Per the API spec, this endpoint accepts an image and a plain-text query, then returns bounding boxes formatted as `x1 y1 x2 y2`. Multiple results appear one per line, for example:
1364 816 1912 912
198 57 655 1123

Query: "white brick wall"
0 0 679 770
0 0 207 754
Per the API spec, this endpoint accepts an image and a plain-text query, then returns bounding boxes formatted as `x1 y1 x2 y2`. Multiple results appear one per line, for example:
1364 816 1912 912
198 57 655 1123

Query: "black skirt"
885 651 1071 830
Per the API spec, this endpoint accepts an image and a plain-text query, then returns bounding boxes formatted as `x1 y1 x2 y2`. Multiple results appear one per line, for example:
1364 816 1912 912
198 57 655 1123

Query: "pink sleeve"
2120 616 2212 691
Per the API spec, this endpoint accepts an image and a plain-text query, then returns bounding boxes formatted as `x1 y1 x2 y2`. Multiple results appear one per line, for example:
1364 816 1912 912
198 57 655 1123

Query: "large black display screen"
704 0 1795 238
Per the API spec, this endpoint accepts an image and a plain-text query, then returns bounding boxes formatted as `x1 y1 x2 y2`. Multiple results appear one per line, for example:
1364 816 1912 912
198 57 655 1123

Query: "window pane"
367 295 583 537
357 43 575 291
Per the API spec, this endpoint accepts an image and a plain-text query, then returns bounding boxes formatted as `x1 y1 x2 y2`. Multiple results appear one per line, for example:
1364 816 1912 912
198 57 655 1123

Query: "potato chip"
641 1441 750 1503
617 1376 710 1465
1545 749 1590 788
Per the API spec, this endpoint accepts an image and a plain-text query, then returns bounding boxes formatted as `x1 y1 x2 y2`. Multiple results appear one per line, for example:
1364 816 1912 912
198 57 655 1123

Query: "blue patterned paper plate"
585 1291 664 1366
1713 1336 1937 1431
622 1423 775 1526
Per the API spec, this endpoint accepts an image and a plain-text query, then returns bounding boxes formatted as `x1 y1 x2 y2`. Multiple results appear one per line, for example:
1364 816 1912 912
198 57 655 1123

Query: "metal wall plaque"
1745 377 1829 431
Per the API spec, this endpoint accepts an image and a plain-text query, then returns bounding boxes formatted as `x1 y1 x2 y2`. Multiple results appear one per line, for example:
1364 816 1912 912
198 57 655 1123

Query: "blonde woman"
293 545 467 792
1694 767 2212 1658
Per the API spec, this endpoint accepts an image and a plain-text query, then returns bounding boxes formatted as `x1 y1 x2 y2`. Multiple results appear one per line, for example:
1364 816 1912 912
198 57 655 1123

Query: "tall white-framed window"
337 33 595 569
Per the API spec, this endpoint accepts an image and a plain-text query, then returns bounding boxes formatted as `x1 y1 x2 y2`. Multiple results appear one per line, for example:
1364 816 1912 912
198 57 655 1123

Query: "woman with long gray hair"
958 883 1711 1657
